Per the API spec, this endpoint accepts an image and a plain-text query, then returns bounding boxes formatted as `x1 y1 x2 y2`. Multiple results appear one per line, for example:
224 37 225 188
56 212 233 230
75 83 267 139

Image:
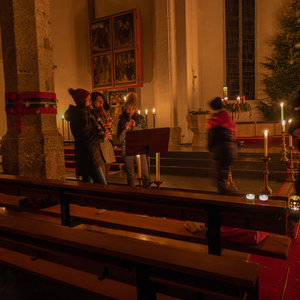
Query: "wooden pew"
0 174 290 258
0 211 260 300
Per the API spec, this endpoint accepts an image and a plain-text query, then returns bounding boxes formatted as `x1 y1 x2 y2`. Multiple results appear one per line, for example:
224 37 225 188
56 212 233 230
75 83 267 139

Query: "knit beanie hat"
209 97 223 110
124 92 137 109
68 88 90 106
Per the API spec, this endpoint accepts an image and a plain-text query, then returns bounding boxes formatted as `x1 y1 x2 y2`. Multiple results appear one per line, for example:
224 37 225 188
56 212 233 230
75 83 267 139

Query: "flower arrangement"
226 102 252 119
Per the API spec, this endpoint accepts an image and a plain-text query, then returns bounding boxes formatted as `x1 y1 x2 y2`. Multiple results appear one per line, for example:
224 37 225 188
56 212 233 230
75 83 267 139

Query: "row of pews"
0 174 292 299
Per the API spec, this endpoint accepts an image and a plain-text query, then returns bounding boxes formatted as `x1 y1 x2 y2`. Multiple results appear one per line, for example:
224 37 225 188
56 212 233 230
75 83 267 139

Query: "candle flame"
62 115 64 119
280 102 284 107
289 119 292 124
153 108 155 114
282 120 285 126
138 110 141 114
145 109 148 115
264 130 268 137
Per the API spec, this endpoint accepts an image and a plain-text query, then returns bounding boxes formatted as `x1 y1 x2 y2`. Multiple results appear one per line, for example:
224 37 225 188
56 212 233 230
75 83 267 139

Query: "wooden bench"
0 174 291 259
0 211 260 299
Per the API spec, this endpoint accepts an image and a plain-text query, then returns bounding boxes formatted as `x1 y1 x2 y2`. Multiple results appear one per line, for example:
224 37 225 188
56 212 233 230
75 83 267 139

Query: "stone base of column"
168 127 182 148
186 114 208 148
2 114 65 180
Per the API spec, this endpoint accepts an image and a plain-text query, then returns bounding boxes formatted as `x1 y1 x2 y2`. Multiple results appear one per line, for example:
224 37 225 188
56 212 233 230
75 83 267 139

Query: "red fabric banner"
4 92 57 133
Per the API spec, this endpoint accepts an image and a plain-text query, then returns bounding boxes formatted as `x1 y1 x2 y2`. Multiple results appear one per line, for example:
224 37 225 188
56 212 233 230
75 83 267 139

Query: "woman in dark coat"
206 97 237 194
64 88 108 184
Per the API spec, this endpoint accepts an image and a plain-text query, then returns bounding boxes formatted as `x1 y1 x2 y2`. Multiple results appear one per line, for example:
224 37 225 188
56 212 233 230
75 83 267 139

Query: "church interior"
0 0 300 299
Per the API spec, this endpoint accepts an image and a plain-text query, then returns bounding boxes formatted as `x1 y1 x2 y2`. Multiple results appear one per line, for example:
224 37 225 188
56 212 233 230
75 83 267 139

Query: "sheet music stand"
126 127 170 187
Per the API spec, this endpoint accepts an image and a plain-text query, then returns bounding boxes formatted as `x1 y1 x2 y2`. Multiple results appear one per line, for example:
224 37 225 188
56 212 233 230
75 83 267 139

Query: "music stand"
126 127 170 187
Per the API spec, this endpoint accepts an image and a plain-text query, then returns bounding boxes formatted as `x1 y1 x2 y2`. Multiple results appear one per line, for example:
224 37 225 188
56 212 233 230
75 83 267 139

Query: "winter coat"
117 111 146 156
64 105 105 177
207 110 237 162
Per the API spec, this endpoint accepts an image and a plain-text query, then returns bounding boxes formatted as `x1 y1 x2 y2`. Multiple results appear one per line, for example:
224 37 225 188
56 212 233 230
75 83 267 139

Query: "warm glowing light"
289 119 292 124
145 109 148 115
259 195 268 201
62 115 64 119
280 102 284 108
153 108 156 114
138 110 141 114
124 96 127 101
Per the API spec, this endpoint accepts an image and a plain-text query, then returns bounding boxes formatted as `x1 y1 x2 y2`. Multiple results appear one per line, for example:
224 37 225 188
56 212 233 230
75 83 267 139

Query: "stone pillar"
0 0 65 179
186 113 208 148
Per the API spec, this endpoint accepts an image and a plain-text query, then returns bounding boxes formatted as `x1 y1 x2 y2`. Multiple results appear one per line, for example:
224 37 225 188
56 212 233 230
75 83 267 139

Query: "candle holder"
226 165 238 191
280 131 289 162
288 146 296 182
260 156 272 195
153 180 163 189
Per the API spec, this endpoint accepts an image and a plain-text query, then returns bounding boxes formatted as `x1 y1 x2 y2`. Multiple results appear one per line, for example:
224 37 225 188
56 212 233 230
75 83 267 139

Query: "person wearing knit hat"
117 92 149 188
64 88 109 184
91 91 116 181
206 96 237 195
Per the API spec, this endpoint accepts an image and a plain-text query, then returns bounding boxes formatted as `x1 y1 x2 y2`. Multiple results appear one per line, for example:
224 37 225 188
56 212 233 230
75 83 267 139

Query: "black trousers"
214 160 230 195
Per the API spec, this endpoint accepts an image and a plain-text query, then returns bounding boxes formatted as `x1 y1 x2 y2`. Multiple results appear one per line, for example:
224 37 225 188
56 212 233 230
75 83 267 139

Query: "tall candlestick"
153 108 156 128
156 153 160 181
282 120 286 132
61 115 65 141
136 155 142 178
280 102 284 124
264 130 268 157
289 134 293 147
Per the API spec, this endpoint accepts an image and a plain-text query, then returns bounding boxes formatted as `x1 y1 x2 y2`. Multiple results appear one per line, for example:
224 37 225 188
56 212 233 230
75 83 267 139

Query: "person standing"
206 97 237 195
65 88 109 184
91 91 116 181
117 92 149 188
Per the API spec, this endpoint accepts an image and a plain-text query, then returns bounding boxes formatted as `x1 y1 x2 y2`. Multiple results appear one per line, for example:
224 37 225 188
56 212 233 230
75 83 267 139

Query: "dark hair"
91 92 110 111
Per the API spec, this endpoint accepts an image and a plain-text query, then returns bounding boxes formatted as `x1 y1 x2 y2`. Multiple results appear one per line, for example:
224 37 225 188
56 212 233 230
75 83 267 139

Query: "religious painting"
108 89 127 107
114 50 136 85
90 17 111 54
113 11 135 50
92 54 112 88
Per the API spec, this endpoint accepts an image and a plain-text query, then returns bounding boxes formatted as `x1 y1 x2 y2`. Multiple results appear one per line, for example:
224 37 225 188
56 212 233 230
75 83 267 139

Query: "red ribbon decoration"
5 92 57 134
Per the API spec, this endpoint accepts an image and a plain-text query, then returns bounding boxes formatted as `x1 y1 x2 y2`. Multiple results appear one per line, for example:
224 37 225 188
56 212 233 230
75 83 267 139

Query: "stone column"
0 0 65 179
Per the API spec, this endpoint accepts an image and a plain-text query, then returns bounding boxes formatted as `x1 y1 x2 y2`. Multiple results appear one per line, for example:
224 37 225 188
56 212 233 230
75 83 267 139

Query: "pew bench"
0 174 291 258
0 211 260 300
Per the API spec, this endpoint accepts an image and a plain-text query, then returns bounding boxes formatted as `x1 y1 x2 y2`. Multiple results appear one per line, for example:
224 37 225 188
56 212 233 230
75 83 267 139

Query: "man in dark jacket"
206 97 237 194
65 88 109 184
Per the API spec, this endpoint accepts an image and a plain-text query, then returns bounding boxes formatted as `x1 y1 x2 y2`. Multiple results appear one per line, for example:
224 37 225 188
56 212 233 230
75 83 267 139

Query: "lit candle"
241 95 245 104
289 134 293 147
156 153 160 181
138 110 141 115
237 96 240 104
145 109 148 115
282 120 286 132
224 97 228 105
264 130 268 157
136 155 142 178
280 102 284 124
61 115 65 141
223 87 228 98
259 195 268 201
246 194 255 203
153 108 156 128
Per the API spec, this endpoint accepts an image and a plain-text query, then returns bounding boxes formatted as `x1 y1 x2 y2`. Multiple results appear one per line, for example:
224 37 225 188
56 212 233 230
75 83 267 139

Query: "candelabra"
280 131 289 162
288 146 296 182
226 165 238 191
260 156 272 195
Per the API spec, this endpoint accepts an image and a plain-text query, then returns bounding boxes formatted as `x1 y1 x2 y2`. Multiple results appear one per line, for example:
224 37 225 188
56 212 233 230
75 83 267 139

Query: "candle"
246 194 255 203
237 96 240 104
145 109 148 115
289 134 293 147
259 195 268 201
156 153 160 181
61 115 65 141
241 95 245 104
280 102 284 123
282 120 286 132
138 110 141 115
153 108 156 128
224 97 228 105
136 155 142 178
264 130 268 157
223 87 228 98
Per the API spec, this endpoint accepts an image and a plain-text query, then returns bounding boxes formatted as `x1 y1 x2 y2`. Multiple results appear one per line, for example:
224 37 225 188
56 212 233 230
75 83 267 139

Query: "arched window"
225 0 255 100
